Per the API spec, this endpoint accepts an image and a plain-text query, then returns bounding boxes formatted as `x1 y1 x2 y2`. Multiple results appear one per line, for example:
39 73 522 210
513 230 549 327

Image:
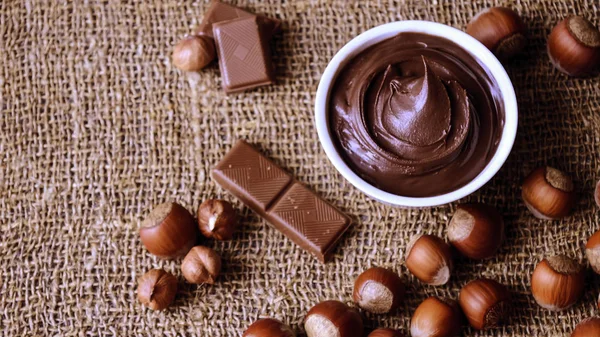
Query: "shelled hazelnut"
353 267 405 314
522 166 576 220
137 269 178 311
368 328 404 337
304 300 364 337
459 278 510 330
571 317 600 337
531 255 585 311
585 230 600 274
181 246 222 284
466 7 527 60
447 203 504 259
139 202 198 259
548 16 600 77
197 199 238 240
406 234 453 285
172 35 216 72
410 297 461 337
243 318 295 337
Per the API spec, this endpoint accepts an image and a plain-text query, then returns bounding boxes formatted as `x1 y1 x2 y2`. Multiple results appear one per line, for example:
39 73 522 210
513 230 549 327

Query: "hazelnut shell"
172 35 216 72
243 318 295 337
137 269 178 311
139 202 198 259
352 267 405 314
405 234 453 285
531 255 585 311
466 7 527 60
522 167 576 220
447 203 504 259
181 246 222 284
304 300 364 337
410 297 461 337
197 199 238 240
585 230 600 274
459 278 510 330
548 16 600 77
571 317 600 337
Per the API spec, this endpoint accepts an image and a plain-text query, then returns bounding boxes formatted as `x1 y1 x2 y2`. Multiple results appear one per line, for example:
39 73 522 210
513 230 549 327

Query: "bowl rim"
314 20 518 207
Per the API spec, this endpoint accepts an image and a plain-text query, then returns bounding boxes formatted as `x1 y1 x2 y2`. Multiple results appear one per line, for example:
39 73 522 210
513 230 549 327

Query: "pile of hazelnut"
136 199 238 310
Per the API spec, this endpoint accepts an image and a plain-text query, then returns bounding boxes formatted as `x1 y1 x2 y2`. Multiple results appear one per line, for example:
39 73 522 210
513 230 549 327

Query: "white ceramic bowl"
315 21 518 207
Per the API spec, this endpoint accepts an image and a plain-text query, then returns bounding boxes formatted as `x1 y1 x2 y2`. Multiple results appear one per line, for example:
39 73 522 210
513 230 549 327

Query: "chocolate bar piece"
196 0 280 39
212 16 276 93
212 140 351 262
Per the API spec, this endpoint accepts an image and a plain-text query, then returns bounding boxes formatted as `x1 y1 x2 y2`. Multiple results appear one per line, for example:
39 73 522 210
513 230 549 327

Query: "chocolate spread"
329 32 505 197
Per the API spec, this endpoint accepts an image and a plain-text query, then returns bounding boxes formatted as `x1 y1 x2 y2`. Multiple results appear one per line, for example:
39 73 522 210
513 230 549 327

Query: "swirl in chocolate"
330 33 504 197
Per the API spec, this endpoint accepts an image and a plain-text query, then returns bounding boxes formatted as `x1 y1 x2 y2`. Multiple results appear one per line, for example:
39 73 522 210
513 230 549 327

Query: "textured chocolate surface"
213 16 275 93
196 0 280 39
211 140 351 262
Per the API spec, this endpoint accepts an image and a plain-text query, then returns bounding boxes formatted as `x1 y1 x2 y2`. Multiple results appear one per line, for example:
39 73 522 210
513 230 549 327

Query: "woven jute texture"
2 0 600 336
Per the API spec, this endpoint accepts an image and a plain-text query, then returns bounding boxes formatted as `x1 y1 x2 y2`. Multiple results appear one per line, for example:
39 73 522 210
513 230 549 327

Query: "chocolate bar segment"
212 16 275 93
211 140 351 262
196 0 280 39
212 141 292 211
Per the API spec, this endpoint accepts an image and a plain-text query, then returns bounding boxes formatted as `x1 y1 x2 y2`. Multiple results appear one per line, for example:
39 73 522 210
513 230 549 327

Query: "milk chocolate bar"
212 16 276 93
211 140 351 262
196 0 280 39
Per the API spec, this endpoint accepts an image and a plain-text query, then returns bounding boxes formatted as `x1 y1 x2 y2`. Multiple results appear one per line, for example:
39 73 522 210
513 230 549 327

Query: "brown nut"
172 35 216 72
406 234 453 285
571 317 600 337
459 278 510 330
368 328 404 337
447 203 504 259
137 269 178 310
531 255 585 311
411 297 462 337
522 167 576 220
352 267 405 314
181 246 222 284
197 199 238 240
548 16 600 77
585 230 600 274
243 318 295 337
304 300 364 337
466 7 527 61
139 202 198 259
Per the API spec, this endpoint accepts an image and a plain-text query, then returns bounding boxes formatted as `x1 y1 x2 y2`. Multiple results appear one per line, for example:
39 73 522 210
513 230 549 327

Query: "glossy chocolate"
330 32 505 197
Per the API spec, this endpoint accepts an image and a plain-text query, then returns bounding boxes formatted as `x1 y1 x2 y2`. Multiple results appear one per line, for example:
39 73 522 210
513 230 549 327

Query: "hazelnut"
197 199 238 240
405 234 453 285
352 267 405 314
181 246 222 284
139 202 198 259
243 318 295 337
137 269 178 310
571 317 600 337
522 166 576 220
458 278 510 330
531 255 585 311
466 7 527 61
368 328 404 337
447 203 504 259
304 300 364 337
585 230 600 274
410 297 462 337
548 16 600 77
595 180 600 208
172 35 216 72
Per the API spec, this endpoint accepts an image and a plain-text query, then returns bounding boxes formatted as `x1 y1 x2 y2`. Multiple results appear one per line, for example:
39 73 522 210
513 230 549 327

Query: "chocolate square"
196 0 280 39
212 16 275 93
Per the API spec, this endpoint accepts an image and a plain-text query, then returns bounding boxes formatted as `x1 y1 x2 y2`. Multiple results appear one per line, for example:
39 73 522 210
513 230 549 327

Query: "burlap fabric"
2 0 600 336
